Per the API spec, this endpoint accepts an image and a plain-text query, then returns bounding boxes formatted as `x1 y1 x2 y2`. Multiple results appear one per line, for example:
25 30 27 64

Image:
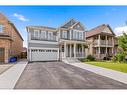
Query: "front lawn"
85 61 127 73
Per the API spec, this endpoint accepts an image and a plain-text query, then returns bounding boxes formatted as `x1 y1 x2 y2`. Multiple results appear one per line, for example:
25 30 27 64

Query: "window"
52 50 57 52
62 31 67 38
0 24 3 33
41 30 46 39
34 30 40 38
79 32 83 40
73 30 76 39
48 32 53 40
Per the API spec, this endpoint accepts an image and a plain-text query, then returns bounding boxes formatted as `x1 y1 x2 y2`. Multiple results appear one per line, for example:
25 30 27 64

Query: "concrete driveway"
15 61 127 89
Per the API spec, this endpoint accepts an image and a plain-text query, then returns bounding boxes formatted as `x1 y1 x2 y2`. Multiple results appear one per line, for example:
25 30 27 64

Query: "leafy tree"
118 32 127 55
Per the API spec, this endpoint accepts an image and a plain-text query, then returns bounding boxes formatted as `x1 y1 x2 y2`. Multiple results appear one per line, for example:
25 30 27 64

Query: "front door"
0 48 4 63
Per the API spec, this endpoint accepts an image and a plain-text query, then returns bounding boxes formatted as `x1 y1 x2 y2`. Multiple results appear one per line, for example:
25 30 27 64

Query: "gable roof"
86 24 115 38
60 18 85 31
0 12 24 41
9 22 24 41
60 19 77 29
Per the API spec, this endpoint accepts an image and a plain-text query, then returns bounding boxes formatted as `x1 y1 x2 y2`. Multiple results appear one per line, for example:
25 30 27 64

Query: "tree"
118 32 127 54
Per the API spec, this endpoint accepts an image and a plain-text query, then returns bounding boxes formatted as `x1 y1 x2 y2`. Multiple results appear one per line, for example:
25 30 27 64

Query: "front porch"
93 47 115 60
59 40 87 59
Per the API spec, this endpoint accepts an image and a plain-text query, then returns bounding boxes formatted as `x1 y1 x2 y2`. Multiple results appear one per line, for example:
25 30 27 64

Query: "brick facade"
0 13 23 63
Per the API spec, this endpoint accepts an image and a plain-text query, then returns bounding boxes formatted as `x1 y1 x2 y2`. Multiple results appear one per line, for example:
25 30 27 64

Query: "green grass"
85 61 127 73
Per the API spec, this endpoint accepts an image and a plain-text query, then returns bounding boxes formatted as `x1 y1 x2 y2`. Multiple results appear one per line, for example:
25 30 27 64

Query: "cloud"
12 13 29 22
114 26 127 36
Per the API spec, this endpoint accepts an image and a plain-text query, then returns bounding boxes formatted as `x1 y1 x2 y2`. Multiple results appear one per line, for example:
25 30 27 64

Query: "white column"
112 37 114 54
98 35 100 45
106 36 107 54
70 44 72 57
74 44 76 58
70 30 72 40
29 49 32 61
82 44 84 57
98 35 101 59
64 42 66 58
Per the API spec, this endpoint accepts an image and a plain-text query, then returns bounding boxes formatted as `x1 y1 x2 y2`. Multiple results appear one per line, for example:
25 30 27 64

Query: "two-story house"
27 19 87 62
86 24 118 60
0 13 23 63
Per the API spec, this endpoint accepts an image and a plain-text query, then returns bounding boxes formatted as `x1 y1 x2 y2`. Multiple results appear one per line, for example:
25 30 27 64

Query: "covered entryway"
0 48 4 63
59 40 87 59
31 49 59 61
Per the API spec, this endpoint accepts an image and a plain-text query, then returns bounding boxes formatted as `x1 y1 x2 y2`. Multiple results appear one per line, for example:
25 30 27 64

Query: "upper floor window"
72 30 83 40
48 32 53 40
41 30 47 39
0 24 3 33
62 31 67 38
79 32 83 40
34 30 40 38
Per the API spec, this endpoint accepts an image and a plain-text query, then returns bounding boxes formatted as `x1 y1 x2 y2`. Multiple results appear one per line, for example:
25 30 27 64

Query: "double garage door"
31 49 58 61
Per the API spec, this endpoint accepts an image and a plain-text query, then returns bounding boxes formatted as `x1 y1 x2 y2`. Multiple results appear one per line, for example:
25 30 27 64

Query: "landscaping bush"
111 55 117 62
80 58 89 62
116 53 125 62
86 55 95 61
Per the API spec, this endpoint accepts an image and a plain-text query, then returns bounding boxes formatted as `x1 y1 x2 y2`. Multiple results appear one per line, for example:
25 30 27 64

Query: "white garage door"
31 49 58 61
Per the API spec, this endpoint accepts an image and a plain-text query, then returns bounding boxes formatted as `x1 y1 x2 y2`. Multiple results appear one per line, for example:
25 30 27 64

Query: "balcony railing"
31 36 57 41
94 40 113 46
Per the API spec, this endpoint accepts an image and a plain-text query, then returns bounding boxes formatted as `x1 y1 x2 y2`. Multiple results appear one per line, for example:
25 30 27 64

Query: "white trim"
29 40 58 44
29 47 59 50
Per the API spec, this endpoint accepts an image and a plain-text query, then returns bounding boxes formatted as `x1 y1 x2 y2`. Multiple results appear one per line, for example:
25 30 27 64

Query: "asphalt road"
15 61 127 89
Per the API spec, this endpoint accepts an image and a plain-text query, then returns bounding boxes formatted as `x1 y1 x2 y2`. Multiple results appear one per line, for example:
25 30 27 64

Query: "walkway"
64 60 127 85
0 60 28 89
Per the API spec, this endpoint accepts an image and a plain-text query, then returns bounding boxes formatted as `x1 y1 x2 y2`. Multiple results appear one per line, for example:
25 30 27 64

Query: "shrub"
111 56 117 62
87 55 95 61
80 58 89 62
116 53 125 62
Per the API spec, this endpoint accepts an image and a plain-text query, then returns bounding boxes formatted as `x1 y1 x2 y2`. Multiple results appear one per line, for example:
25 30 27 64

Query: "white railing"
94 40 113 46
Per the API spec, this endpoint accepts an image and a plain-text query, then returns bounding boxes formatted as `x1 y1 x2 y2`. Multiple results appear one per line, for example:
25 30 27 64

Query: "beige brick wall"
11 26 23 57
0 39 11 63
0 13 23 63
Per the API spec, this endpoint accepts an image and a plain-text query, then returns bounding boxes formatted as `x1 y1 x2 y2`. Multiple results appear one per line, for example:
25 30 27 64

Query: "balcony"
93 40 113 46
31 36 57 42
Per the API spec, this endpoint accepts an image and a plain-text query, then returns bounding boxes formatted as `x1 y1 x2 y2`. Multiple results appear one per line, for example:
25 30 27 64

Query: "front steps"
62 58 81 64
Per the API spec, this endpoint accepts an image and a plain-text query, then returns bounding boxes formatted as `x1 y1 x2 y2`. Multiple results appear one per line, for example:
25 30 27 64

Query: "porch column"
82 44 84 57
98 35 100 45
70 44 72 57
74 43 76 58
98 35 101 59
29 49 32 61
64 42 66 58
112 37 114 54
70 30 72 40
106 36 107 54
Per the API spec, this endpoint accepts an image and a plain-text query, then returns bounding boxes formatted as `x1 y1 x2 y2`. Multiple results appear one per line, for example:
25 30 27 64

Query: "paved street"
15 61 127 89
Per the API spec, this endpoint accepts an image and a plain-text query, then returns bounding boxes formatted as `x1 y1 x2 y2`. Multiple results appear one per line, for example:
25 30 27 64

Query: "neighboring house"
86 24 118 60
27 19 87 62
21 47 27 58
0 13 23 63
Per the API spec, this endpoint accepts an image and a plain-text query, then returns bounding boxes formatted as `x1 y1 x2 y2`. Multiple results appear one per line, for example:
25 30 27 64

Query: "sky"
0 6 127 47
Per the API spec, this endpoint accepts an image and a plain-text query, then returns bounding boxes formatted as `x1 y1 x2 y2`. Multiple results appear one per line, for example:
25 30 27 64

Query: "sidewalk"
64 61 127 85
0 60 28 89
